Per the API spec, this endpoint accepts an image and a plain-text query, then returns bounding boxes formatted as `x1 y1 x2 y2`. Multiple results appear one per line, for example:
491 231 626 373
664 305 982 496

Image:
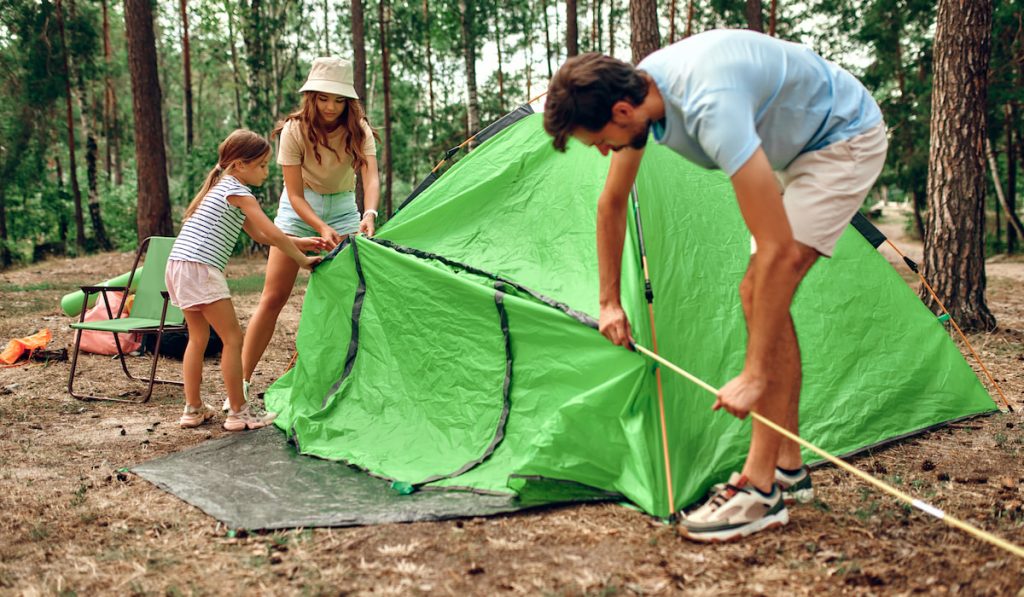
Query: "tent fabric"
265 112 996 518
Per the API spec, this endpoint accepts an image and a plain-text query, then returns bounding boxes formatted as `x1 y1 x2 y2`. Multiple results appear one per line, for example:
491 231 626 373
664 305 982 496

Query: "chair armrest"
80 285 129 294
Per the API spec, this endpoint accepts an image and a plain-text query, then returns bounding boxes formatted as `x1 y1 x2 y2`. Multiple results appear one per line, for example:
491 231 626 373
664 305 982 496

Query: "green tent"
265 110 996 518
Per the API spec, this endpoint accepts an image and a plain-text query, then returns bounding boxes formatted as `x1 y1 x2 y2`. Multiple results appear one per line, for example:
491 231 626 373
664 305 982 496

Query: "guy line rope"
630 342 1024 560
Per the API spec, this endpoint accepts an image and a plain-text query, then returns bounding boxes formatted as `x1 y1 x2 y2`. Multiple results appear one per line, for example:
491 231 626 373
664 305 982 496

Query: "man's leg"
739 245 819 490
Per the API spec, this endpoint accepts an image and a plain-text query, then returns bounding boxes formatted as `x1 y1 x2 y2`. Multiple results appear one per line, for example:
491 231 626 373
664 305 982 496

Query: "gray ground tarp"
132 427 599 530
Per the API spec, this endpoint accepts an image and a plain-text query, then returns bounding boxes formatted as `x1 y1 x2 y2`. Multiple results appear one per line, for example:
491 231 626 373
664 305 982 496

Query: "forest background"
0 0 1021 330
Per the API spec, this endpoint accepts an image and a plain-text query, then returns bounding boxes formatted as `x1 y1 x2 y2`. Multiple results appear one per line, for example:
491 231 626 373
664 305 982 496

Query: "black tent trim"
307 239 517 490
369 237 599 329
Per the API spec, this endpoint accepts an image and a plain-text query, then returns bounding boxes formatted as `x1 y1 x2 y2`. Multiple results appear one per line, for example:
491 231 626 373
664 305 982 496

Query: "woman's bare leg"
241 246 300 382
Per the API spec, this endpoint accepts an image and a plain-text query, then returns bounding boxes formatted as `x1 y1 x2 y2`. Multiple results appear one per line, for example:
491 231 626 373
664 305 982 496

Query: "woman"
240 57 380 402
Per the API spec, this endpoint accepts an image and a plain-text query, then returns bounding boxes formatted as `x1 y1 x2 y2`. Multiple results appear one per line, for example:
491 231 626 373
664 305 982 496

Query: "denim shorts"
273 187 361 237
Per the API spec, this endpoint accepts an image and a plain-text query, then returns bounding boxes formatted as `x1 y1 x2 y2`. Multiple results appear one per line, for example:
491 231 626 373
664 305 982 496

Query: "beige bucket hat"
299 57 358 99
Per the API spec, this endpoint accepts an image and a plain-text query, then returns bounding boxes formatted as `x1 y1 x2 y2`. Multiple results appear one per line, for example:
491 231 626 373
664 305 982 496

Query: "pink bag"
76 291 143 355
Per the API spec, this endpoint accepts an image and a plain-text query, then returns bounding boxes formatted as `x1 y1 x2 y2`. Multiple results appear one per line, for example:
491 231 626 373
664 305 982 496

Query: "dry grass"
0 244 1022 595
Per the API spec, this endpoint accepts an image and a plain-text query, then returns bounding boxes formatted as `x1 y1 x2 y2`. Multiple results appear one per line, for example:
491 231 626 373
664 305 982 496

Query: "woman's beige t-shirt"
277 119 377 195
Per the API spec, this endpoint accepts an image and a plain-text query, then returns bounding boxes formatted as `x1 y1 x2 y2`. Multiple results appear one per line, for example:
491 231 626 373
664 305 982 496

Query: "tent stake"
631 342 1024 560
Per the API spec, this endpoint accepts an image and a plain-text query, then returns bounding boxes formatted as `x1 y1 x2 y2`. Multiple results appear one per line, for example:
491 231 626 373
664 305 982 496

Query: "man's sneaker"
678 472 788 543
709 466 815 505
776 465 814 504
223 380 252 412
223 403 277 432
179 402 216 429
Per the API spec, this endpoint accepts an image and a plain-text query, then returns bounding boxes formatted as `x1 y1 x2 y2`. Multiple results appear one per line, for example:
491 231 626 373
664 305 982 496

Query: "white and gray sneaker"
223 380 252 413
710 466 814 505
776 466 814 504
678 472 788 543
223 403 277 432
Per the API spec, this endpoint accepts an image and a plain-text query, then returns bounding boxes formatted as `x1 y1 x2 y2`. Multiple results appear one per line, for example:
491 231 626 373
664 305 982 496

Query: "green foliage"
1 0 1022 269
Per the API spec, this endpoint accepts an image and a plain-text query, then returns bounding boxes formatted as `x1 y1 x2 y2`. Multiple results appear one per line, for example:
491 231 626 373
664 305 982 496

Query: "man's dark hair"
543 53 649 152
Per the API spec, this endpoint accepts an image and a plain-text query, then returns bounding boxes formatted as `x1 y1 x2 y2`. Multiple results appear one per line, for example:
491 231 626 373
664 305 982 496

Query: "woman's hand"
359 213 376 237
293 236 330 253
317 225 344 250
299 255 323 271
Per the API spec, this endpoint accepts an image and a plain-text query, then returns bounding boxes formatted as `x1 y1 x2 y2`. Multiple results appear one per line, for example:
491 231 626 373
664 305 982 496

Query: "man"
543 29 887 542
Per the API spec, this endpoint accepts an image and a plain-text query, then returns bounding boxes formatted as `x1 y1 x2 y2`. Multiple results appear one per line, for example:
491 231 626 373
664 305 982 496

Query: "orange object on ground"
0 329 52 365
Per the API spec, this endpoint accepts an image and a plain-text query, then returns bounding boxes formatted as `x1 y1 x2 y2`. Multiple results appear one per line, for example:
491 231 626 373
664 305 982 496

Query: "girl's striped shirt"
169 175 252 271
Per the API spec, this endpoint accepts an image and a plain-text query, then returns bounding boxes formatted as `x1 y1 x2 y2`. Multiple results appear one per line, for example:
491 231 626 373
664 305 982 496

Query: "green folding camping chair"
68 236 186 403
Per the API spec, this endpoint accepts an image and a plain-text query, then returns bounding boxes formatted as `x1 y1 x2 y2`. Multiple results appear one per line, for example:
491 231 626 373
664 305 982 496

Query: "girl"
166 129 321 431
240 57 381 401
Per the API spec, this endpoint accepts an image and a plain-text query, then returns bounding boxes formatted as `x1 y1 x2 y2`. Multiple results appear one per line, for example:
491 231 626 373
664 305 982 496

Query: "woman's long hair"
183 129 270 220
271 92 379 173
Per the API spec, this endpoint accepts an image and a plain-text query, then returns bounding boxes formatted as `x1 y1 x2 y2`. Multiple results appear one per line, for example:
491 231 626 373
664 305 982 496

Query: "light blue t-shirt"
637 30 883 176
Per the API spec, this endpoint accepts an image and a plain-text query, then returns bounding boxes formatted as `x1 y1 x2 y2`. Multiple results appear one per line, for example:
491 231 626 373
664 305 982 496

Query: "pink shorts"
164 260 232 311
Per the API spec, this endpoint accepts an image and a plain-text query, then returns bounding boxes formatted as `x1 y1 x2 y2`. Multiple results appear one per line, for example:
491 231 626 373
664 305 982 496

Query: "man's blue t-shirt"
637 29 883 176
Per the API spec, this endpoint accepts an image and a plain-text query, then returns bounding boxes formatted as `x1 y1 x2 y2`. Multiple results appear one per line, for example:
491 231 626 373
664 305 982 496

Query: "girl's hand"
300 255 323 271
318 226 344 250
359 213 376 237
293 236 330 253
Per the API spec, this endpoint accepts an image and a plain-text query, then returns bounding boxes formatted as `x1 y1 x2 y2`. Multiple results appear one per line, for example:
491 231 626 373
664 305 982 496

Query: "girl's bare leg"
198 299 246 412
182 310 210 408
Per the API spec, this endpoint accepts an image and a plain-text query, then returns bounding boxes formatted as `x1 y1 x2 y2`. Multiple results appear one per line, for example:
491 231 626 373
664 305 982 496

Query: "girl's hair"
183 129 270 220
271 92 379 173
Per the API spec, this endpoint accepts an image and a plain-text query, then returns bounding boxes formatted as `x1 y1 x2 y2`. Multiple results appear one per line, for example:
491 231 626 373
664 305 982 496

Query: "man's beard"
628 121 651 149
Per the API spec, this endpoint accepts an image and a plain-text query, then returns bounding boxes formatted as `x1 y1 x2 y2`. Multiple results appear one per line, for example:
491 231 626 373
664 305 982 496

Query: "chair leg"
68 330 89 401
120 333 184 393
67 329 183 404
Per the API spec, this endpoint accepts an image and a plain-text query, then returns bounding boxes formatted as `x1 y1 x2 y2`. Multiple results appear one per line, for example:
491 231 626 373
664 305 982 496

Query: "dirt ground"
1 220 1023 595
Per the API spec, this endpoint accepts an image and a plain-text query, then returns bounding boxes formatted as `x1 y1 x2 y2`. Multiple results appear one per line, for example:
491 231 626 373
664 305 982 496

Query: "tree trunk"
0 185 8 266
323 0 329 52
179 0 193 153
56 0 86 252
124 0 173 240
910 191 925 241
496 9 505 111
669 0 676 43
542 0 553 77
1007 103 1018 253
54 149 70 244
608 0 616 55
566 0 578 57
69 0 112 251
685 0 695 37
101 0 116 183
986 137 1024 241
151 13 174 181
351 0 367 211
630 0 658 64
351 0 367 100
768 0 776 36
423 0 436 142
225 0 244 128
745 0 763 32
379 0 393 217
922 0 995 331
459 0 480 139
243 0 272 136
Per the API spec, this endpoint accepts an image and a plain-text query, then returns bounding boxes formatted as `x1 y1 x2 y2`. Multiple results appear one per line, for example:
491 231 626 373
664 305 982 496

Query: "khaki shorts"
751 123 888 257
165 259 231 311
